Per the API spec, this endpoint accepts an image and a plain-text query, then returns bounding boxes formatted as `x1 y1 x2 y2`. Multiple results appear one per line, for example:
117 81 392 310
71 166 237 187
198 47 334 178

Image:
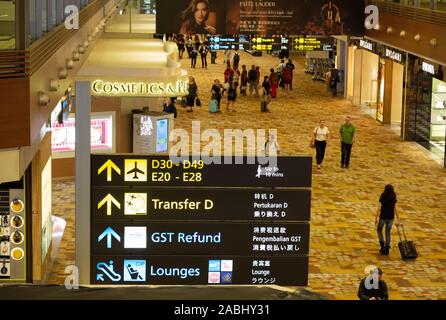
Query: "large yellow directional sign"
124 159 148 182
124 193 147 215
98 194 121 216
98 159 121 182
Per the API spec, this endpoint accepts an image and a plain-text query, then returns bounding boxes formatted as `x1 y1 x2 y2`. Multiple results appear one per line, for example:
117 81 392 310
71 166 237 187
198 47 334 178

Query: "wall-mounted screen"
156 119 169 153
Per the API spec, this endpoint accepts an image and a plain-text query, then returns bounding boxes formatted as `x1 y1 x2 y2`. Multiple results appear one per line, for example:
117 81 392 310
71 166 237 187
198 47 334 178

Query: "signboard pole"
75 81 91 285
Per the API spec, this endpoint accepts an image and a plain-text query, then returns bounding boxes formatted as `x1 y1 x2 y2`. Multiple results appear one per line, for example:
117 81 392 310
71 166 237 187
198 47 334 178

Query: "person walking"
282 64 292 96
232 49 240 69
210 46 217 64
277 59 286 88
224 64 234 84
190 45 198 68
269 68 279 99
177 35 185 59
312 120 329 169
233 66 241 92
264 134 280 155
286 59 295 90
375 184 401 255
211 79 223 110
224 49 232 65
186 76 198 112
240 65 248 96
261 76 272 112
224 79 237 112
198 43 209 68
339 116 355 168
248 65 259 97
330 68 340 97
357 267 389 300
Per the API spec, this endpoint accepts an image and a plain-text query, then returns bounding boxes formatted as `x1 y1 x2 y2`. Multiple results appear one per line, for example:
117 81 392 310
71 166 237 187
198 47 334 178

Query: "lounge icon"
123 260 146 282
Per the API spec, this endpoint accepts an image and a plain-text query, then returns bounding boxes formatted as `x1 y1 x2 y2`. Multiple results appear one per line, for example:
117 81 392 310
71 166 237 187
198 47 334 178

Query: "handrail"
0 50 30 78
0 0 116 78
367 0 446 27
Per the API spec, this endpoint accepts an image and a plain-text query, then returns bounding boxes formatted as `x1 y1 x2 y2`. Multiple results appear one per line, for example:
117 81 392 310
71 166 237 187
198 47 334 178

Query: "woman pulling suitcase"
375 184 401 255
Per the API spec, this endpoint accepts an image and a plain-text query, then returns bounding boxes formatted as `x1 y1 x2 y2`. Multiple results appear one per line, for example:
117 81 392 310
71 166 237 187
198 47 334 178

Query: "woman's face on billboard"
194 2 208 25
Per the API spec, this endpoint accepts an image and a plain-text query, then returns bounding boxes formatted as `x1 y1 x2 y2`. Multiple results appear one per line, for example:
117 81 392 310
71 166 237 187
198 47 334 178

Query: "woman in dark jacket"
186 76 198 112
375 185 401 255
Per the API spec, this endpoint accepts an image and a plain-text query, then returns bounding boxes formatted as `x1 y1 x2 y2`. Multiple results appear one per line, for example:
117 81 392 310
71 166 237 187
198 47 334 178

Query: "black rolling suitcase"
397 225 418 260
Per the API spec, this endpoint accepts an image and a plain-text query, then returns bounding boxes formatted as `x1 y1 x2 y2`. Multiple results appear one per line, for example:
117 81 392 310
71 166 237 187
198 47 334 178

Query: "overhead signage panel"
91 222 310 256
91 188 311 222
91 155 312 188
91 255 309 286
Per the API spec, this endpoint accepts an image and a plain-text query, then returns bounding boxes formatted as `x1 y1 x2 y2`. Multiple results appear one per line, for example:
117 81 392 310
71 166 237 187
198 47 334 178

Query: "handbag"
310 127 318 148
195 97 201 107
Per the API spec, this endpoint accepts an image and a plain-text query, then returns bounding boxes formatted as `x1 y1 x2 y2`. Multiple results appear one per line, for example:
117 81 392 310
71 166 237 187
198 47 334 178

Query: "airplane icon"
124 159 147 182
127 162 144 180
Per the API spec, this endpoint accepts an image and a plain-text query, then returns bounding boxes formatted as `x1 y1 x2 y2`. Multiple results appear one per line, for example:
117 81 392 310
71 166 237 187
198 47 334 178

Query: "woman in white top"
313 120 329 169
264 134 280 156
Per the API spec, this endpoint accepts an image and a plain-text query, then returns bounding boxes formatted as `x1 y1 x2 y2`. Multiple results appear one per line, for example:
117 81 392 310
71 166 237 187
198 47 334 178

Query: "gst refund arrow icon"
98 159 121 182
98 194 121 216
98 227 121 249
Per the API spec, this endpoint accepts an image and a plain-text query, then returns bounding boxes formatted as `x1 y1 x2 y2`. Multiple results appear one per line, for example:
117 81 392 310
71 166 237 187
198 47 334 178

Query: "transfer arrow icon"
98 194 121 216
98 227 121 249
98 159 121 182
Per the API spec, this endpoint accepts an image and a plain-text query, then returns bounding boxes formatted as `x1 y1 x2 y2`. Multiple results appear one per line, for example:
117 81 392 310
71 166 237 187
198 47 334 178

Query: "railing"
367 0 446 27
0 0 114 78
0 50 30 78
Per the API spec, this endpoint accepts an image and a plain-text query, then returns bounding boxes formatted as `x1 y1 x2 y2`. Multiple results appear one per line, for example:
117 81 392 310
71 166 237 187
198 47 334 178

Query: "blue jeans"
377 219 394 246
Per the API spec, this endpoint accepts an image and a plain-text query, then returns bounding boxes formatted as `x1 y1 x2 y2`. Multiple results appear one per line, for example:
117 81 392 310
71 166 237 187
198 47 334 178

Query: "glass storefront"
382 0 446 12
105 0 156 34
405 55 446 166
0 0 15 50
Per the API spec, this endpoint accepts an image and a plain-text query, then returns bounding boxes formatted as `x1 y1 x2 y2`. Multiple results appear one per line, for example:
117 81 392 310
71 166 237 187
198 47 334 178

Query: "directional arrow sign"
97 274 104 282
98 194 121 216
98 159 121 182
98 227 121 249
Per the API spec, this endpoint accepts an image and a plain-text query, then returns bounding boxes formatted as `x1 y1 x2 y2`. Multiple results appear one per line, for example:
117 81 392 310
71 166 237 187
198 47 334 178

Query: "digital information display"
248 36 332 52
92 256 308 285
91 155 312 285
207 36 241 51
91 188 311 222
91 155 312 188
292 37 333 51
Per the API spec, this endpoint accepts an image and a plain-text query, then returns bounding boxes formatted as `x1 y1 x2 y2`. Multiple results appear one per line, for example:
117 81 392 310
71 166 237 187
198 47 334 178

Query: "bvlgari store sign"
91 79 189 97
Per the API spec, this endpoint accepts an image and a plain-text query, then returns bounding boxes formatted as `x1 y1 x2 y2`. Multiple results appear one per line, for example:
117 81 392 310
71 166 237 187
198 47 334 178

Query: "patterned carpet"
48 52 446 300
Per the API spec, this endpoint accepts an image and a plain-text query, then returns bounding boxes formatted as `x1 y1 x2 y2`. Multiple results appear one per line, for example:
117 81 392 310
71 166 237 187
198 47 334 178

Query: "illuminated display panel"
51 113 115 158
91 155 312 285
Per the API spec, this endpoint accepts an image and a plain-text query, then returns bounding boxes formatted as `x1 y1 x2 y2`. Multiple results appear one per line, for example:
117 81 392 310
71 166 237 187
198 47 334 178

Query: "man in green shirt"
339 116 356 168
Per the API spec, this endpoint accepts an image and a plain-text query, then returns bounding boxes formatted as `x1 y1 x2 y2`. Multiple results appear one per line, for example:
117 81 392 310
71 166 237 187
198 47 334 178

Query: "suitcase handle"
396 224 408 242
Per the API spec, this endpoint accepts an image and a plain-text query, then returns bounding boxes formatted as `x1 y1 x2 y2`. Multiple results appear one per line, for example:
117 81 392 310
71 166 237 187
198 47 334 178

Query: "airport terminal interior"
0 0 446 301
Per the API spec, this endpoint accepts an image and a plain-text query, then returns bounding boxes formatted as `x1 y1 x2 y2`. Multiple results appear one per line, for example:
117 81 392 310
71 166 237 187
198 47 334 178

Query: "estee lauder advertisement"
226 0 365 35
156 0 365 36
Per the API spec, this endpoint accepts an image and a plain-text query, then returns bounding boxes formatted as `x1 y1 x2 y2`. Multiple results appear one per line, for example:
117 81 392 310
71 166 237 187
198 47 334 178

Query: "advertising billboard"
157 0 365 36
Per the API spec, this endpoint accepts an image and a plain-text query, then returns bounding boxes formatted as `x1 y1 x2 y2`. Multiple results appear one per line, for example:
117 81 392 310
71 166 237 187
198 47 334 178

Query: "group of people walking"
310 116 355 170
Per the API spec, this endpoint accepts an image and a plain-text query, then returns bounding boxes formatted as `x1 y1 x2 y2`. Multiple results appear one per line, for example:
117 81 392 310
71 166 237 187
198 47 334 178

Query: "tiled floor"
48 52 446 300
